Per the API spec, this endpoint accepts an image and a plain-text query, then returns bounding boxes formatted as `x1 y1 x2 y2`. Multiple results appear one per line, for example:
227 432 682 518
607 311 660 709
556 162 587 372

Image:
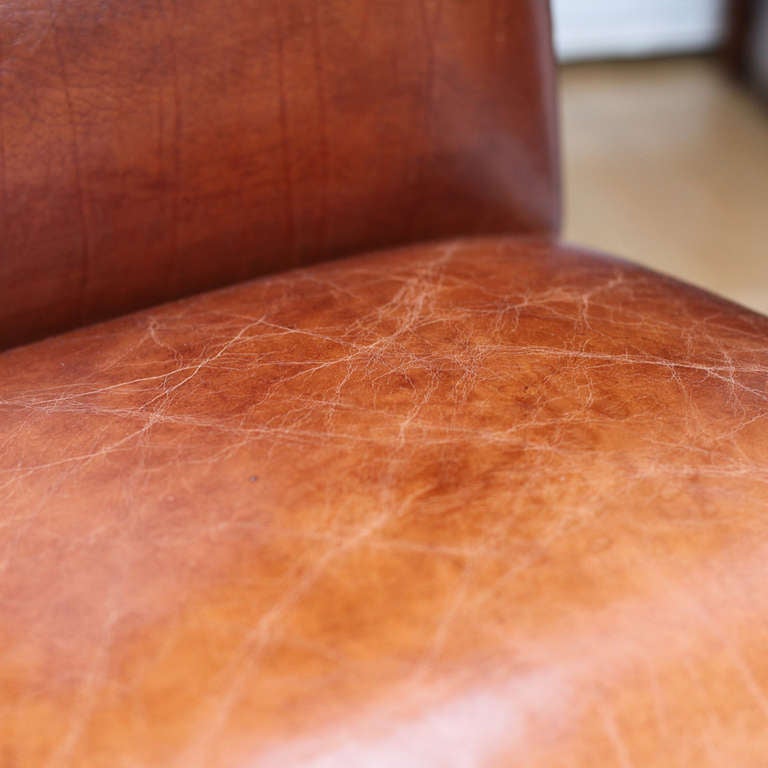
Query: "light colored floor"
560 57 768 315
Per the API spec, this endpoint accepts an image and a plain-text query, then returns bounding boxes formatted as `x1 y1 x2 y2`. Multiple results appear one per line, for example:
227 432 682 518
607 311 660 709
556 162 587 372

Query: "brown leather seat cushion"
2 238 768 765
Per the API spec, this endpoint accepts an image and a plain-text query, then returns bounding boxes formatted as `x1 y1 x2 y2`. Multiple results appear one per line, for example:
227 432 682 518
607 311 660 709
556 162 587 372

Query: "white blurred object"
552 0 727 61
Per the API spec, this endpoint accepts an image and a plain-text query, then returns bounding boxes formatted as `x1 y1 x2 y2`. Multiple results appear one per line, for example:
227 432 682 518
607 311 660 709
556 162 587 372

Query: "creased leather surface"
0 0 559 349
1 238 768 766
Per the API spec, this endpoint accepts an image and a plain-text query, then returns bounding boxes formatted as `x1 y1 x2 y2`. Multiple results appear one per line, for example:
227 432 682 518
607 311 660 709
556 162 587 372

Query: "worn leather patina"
2 240 768 765
2 0 768 765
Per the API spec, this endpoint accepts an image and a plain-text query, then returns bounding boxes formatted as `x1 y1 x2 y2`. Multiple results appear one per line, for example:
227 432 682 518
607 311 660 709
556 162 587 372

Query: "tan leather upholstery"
0 0 558 348
3 0 768 764
2 239 768 765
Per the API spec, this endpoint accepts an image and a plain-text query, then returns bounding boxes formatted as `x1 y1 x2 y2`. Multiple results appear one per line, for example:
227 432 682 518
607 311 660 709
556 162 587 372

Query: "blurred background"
551 0 768 314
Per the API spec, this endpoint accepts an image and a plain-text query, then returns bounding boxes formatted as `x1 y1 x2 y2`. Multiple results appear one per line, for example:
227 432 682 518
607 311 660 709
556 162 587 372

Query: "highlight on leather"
0 0 559 348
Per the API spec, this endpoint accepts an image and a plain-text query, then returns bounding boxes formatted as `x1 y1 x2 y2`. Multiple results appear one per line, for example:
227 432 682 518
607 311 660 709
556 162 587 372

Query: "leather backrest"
0 0 560 348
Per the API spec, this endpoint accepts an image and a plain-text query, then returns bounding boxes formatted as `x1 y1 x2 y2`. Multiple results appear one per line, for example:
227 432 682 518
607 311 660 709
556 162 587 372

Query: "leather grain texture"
0 0 559 349
2 238 767 766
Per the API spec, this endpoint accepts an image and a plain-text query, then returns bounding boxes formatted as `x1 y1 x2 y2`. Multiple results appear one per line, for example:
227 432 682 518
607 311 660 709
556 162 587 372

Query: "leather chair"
2 2 767 765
